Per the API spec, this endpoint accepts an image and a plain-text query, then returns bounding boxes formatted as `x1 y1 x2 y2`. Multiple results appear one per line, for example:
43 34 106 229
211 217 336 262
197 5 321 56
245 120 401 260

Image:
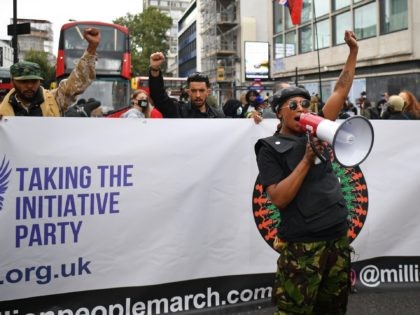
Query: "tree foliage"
24 50 55 88
114 7 172 76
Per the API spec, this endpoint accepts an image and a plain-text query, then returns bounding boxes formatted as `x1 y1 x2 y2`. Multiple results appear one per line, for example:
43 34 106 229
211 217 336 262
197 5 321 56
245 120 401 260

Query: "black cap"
269 86 310 113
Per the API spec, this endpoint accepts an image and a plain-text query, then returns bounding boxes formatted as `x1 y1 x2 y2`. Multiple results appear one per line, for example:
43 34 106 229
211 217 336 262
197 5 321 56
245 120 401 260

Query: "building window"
285 30 297 56
333 10 352 45
301 0 313 24
354 2 377 40
274 35 285 59
315 19 330 49
333 0 351 11
273 2 284 34
299 25 312 53
314 0 329 17
285 7 294 29
380 0 407 34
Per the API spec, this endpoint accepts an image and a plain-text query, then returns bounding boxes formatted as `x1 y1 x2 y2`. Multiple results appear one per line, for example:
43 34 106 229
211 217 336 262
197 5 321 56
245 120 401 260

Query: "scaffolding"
200 0 239 93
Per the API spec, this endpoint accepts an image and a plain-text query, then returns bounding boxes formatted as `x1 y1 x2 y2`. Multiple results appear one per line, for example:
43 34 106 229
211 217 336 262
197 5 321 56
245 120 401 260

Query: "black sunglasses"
280 99 310 111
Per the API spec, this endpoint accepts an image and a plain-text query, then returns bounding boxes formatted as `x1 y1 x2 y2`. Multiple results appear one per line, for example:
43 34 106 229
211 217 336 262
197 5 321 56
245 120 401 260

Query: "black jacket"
149 72 224 118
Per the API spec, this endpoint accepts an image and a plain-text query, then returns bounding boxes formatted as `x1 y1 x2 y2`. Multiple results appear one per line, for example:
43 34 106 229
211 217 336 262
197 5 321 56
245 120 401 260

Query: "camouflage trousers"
272 234 351 315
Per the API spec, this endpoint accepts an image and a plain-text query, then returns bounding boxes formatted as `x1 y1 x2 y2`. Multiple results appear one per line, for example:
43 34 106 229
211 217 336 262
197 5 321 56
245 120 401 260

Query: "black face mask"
138 100 148 108
132 99 148 108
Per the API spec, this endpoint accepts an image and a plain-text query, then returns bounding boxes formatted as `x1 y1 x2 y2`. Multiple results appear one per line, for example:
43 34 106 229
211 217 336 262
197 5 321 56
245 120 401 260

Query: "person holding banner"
0 28 100 117
255 30 358 315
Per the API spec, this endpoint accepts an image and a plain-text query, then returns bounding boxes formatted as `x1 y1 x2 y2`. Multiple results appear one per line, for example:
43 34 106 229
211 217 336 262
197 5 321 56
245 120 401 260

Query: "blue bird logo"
0 156 12 211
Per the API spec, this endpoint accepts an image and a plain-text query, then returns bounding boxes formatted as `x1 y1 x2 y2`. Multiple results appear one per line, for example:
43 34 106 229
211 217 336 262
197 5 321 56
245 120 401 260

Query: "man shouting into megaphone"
255 30 358 315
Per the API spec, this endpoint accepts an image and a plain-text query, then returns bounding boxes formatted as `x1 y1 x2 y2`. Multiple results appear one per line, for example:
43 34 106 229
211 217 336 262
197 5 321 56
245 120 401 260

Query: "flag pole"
312 1 323 102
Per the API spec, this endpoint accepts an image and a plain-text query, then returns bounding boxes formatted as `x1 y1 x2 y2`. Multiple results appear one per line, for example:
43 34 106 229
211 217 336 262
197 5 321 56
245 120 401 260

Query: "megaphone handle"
306 132 328 164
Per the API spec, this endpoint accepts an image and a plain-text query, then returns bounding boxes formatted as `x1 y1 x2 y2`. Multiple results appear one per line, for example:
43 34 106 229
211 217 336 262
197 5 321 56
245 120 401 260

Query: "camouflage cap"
10 61 43 80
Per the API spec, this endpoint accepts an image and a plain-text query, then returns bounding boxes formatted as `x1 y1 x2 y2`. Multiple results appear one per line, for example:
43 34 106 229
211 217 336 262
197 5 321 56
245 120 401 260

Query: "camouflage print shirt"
0 51 96 116
51 51 97 113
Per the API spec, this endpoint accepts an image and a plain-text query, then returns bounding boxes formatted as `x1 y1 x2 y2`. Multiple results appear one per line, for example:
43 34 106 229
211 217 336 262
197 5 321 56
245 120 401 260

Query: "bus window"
72 78 130 114
112 81 130 110
65 27 85 50
0 67 12 100
56 21 132 114
132 76 186 100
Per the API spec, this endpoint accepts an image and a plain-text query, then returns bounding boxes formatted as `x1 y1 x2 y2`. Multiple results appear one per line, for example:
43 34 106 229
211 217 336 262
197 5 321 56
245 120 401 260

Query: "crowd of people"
1 26 419 122
0 27 100 117
353 89 420 120
1 25 420 315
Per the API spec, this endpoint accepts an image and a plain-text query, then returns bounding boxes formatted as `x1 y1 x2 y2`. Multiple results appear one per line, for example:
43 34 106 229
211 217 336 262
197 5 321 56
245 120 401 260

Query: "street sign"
7 22 31 36
216 66 225 82
251 79 263 93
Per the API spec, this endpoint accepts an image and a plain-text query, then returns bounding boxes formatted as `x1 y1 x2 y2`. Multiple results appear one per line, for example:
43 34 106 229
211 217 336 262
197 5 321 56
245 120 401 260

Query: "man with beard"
0 28 100 117
148 52 224 118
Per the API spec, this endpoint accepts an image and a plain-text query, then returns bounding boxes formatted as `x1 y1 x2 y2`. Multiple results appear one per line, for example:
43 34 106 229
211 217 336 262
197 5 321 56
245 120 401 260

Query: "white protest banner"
0 118 419 314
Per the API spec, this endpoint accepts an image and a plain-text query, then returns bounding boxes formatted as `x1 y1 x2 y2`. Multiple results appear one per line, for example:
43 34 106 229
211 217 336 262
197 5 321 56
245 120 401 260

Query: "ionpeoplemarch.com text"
0 286 272 315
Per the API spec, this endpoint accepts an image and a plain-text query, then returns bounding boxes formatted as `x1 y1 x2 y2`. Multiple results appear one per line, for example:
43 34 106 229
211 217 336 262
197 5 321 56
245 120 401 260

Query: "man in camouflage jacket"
0 28 100 117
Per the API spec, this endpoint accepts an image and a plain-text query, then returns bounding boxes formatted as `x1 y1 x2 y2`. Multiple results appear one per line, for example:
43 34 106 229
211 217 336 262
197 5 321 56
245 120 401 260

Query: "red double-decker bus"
131 76 187 100
56 21 131 114
0 67 12 99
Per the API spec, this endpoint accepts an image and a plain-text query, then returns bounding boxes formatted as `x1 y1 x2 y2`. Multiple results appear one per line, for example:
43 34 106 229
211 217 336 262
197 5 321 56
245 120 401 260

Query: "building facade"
270 0 417 103
0 40 14 68
13 19 54 63
178 0 199 76
178 0 417 104
178 0 270 102
143 0 191 75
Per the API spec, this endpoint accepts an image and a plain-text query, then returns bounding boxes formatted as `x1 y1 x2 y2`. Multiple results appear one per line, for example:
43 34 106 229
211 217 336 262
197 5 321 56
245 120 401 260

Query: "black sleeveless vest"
255 134 348 241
